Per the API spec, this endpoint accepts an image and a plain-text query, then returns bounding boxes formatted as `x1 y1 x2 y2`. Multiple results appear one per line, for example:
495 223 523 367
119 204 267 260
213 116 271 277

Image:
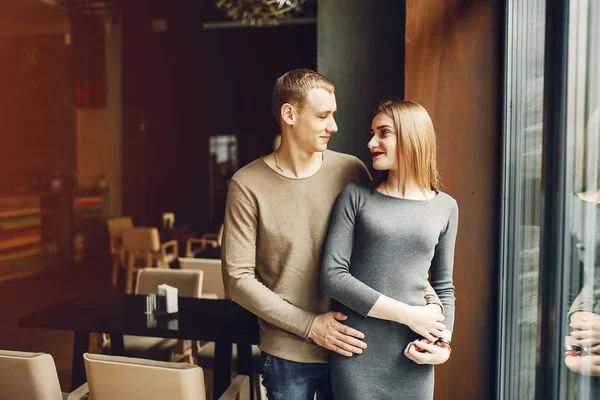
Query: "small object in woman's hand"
564 344 584 358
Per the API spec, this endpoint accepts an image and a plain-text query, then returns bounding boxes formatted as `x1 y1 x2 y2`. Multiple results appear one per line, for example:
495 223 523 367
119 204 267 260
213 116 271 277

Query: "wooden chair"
68 353 247 400
120 227 178 294
0 349 66 400
106 216 133 288
178 257 225 299
102 268 203 363
186 224 224 258
179 257 263 400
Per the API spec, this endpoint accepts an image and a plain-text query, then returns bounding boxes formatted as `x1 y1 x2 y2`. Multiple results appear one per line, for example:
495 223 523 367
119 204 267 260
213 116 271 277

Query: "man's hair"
373 99 440 194
271 69 335 126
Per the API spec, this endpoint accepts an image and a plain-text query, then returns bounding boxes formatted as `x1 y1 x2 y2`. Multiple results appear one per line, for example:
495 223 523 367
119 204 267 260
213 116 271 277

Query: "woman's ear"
281 103 295 126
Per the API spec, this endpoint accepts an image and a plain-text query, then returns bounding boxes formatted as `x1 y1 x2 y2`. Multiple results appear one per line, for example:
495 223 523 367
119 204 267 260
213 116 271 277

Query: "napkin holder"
157 284 178 314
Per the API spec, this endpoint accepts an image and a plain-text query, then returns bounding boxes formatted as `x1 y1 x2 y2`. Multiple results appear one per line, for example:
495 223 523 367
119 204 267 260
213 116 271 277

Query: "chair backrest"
121 227 161 253
83 353 205 400
106 217 134 254
135 268 203 298
162 213 175 229
178 258 225 299
216 223 224 247
0 350 63 400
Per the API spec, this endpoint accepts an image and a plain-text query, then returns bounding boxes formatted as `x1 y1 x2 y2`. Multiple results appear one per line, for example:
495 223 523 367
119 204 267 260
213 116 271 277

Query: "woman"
321 99 458 400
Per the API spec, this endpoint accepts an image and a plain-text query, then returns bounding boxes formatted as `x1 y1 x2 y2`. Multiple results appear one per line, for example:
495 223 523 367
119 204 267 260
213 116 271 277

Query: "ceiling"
0 0 69 35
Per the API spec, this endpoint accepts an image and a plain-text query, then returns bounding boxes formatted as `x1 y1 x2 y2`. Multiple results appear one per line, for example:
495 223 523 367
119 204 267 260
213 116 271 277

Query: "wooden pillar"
405 1 503 399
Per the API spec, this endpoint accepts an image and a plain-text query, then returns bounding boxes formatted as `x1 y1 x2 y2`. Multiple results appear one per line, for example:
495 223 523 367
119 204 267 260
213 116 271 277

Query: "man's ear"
281 103 295 126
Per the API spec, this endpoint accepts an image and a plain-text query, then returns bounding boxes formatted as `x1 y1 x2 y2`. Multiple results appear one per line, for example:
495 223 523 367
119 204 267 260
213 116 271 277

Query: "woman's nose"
368 137 378 149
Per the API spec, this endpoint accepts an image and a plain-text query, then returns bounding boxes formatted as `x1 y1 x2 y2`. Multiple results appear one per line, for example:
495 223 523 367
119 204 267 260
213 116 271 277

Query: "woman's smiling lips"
371 151 383 158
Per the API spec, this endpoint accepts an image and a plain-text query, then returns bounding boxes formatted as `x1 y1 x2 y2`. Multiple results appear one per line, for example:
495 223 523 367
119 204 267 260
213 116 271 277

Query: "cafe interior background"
1 1 599 399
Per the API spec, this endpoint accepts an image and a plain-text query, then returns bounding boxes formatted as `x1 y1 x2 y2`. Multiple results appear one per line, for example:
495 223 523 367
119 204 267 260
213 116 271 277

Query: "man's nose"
327 116 338 133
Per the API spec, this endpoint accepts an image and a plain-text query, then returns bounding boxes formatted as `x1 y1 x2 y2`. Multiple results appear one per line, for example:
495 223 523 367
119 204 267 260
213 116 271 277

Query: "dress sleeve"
429 201 459 331
222 178 317 339
320 185 382 316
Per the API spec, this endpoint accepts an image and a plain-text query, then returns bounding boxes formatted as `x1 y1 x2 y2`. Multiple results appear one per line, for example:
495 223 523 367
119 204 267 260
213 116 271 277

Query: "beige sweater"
222 150 441 363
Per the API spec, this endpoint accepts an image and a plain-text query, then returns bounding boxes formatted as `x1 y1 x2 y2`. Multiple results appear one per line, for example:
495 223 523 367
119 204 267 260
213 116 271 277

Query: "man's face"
291 88 338 153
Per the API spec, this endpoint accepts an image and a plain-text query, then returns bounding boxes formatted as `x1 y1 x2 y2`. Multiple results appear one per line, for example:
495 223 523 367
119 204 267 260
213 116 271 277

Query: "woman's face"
368 112 398 171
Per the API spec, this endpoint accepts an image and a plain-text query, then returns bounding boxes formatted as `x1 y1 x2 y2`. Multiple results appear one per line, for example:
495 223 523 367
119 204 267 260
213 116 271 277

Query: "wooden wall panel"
0 35 75 193
405 1 503 399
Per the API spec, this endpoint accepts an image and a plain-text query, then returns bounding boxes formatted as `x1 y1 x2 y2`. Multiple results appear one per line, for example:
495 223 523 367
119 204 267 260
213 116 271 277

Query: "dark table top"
18 293 259 344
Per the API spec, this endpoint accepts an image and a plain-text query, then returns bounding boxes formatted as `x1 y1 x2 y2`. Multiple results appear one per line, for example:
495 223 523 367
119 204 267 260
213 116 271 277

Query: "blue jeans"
260 352 333 400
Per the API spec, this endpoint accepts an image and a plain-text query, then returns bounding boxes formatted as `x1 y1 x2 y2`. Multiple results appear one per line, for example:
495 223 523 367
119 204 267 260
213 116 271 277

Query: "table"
18 293 259 400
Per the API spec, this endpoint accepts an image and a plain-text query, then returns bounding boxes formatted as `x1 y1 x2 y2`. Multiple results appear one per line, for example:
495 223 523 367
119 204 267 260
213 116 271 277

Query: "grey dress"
321 183 458 400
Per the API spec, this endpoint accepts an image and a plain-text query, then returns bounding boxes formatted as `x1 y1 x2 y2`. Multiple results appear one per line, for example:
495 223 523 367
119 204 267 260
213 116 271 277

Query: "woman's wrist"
395 302 413 325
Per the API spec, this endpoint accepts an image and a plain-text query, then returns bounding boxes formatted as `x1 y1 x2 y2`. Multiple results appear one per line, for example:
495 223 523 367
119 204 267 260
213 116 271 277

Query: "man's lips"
372 152 383 158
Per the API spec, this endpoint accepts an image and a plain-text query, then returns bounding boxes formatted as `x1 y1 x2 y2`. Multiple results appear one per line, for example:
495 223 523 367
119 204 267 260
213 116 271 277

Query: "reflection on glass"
562 1 600 399
498 1 545 399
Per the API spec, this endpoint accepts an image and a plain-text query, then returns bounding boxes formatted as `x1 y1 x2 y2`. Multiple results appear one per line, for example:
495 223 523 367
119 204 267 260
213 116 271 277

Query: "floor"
0 261 252 399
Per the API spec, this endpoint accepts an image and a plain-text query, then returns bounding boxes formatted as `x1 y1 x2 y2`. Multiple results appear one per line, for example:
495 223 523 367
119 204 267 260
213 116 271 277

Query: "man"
222 69 442 399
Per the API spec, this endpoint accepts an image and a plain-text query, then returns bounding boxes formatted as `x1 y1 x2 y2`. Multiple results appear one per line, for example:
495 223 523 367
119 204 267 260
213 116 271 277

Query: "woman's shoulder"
434 191 459 213
340 182 373 197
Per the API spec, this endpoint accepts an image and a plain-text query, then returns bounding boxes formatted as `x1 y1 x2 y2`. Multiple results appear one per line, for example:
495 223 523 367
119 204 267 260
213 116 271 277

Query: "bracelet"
434 337 452 354
564 344 584 358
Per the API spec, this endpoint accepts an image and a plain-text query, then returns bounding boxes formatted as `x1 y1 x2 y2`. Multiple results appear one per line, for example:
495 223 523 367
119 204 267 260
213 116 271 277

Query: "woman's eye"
380 130 390 136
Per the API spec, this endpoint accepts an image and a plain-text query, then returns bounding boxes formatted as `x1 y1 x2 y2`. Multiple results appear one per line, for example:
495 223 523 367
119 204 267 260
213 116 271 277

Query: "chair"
68 353 247 400
120 227 179 294
179 257 225 299
102 268 203 363
186 223 224 258
162 212 175 229
106 216 133 288
178 258 262 400
0 349 66 400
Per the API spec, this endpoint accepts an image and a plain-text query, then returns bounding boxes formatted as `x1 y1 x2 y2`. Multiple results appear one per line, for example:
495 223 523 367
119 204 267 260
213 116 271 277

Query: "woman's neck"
384 169 434 199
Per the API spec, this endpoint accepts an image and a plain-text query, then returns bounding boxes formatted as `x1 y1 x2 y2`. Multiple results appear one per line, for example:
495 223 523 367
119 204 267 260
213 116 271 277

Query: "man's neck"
274 143 323 179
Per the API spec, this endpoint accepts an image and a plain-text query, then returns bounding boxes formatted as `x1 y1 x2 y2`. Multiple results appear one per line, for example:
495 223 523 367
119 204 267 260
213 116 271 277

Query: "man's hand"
570 311 600 354
402 306 446 342
308 312 367 357
404 338 450 365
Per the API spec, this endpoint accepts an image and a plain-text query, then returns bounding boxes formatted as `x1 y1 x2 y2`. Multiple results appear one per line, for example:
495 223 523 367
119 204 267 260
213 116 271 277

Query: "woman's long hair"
370 99 440 195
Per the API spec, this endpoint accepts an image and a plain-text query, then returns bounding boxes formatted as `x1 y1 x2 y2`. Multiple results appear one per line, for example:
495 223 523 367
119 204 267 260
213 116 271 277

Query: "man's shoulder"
231 157 268 183
325 149 365 167
324 150 372 185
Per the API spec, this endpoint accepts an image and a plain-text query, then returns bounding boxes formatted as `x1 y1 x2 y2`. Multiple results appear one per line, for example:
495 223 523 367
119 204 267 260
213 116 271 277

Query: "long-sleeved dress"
321 183 458 400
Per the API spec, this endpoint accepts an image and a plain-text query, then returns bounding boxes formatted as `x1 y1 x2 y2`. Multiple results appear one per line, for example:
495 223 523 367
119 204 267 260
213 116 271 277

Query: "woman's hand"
404 338 450 365
570 311 600 354
402 305 445 342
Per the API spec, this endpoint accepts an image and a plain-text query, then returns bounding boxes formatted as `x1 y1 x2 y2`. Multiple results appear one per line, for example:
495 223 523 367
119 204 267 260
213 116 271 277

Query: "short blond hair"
374 99 440 194
272 69 335 126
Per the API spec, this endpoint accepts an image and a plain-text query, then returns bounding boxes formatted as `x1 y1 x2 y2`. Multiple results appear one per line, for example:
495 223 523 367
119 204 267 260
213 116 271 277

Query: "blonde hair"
271 69 335 127
374 99 440 194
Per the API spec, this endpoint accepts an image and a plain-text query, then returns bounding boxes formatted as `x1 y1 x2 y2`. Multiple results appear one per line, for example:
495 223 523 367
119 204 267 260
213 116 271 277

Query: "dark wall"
0 35 75 193
405 1 503 399
318 0 405 171
121 0 316 229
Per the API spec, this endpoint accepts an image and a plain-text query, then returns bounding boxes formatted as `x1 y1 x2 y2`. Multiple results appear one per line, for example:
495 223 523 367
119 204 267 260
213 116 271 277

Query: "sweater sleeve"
430 201 459 331
222 178 317 339
320 185 382 316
